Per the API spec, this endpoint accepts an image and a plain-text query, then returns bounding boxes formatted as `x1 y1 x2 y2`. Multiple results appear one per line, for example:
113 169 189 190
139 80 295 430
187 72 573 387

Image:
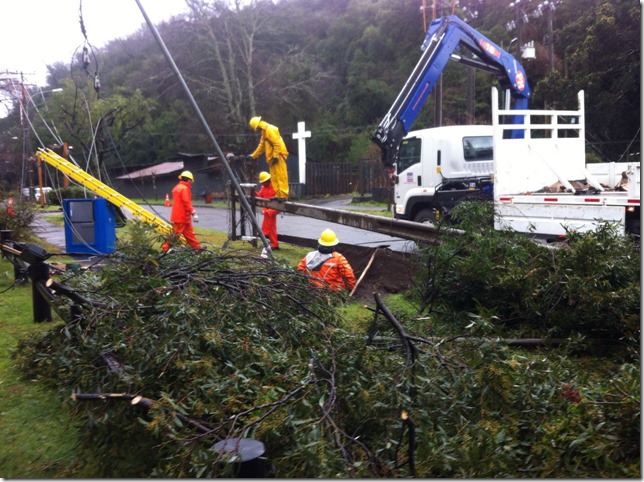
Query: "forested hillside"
1 0 640 177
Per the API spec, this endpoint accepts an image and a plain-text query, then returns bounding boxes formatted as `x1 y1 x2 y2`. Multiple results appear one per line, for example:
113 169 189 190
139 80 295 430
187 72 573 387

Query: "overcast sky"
1 0 190 88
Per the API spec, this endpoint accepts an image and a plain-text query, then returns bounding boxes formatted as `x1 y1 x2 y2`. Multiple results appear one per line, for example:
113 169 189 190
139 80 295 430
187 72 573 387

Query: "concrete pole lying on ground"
134 0 272 256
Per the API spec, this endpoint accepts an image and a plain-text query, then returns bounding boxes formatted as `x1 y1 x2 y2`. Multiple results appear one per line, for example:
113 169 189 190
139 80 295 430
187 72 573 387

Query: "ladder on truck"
36 148 176 239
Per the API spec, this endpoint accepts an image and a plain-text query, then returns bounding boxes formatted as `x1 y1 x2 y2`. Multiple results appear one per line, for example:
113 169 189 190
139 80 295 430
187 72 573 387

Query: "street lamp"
508 37 518 56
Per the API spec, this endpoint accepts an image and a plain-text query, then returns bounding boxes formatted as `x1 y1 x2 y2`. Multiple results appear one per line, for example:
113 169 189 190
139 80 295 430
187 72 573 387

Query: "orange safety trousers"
262 209 279 249
257 182 279 248
161 222 201 251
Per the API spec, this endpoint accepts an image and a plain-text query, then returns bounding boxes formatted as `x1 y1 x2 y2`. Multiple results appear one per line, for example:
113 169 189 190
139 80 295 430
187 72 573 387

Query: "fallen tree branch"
49 280 107 307
373 292 417 370
394 410 416 477
71 392 214 435
367 334 566 347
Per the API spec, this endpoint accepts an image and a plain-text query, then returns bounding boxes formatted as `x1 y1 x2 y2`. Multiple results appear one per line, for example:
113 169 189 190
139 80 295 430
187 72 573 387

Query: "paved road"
140 200 417 253
32 198 417 254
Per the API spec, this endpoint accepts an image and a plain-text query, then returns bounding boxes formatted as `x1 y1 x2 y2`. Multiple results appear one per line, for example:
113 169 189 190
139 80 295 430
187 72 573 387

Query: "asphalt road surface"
139 200 417 253
30 198 417 254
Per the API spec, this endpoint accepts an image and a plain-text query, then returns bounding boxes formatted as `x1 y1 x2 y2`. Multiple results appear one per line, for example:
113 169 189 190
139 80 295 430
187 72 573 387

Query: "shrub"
411 201 640 349
49 187 92 206
0 199 37 240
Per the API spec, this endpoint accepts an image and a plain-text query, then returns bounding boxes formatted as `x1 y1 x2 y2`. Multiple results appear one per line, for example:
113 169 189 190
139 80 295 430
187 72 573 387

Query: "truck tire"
414 208 438 225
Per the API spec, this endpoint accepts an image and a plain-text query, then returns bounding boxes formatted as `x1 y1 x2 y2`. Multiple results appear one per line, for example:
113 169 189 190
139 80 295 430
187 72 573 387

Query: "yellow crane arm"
36 148 175 238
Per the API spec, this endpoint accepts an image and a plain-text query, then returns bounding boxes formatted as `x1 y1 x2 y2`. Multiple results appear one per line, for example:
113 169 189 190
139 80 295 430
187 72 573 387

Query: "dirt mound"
339 243 419 301
280 235 419 302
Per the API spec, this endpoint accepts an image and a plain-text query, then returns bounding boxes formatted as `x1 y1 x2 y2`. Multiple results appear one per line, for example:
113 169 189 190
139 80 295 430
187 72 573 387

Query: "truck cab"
394 125 494 223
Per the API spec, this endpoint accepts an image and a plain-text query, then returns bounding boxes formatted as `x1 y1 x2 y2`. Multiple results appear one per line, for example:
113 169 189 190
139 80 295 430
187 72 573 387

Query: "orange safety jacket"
257 183 278 214
297 250 356 291
170 180 196 223
256 182 279 248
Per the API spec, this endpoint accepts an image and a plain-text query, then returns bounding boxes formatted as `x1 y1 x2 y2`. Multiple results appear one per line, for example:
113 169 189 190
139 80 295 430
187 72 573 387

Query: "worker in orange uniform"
256 171 280 250
297 229 356 292
246 116 289 200
6 196 15 217
161 170 202 251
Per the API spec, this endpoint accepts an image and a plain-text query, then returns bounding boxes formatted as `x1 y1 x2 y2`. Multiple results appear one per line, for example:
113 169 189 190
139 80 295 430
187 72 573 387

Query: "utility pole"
20 77 33 200
546 2 555 71
466 68 475 123
432 0 454 127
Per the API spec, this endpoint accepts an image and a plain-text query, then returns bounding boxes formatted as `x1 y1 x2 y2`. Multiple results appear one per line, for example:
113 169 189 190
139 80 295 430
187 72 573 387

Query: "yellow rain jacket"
250 121 290 198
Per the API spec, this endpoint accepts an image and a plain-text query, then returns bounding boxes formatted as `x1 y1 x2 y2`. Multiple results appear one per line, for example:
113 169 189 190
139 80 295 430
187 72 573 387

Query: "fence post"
30 262 51 323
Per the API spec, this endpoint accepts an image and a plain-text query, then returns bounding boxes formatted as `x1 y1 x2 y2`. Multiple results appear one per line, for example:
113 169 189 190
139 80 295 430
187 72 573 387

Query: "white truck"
393 87 640 238
491 88 640 239
21 186 53 202
393 123 495 224
370 15 639 239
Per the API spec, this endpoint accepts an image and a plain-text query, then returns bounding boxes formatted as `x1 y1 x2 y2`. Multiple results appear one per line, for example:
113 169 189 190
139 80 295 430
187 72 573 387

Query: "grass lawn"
0 263 98 477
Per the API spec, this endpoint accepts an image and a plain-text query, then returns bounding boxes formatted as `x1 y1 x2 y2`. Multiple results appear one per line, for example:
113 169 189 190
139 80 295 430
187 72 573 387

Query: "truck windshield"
463 136 493 161
397 137 422 173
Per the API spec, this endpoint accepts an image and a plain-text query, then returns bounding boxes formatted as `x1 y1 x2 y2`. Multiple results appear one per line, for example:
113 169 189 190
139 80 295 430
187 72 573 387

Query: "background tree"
2 0 638 191
534 0 640 162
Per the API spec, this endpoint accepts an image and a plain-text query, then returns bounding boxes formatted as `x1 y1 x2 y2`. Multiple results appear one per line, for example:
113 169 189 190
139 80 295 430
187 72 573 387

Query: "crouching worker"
161 170 202 251
297 229 355 292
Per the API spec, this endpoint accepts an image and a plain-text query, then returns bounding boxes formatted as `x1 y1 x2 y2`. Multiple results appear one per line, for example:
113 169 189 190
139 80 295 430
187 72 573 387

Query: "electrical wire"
0 279 24 294
616 128 640 163
13 80 116 257
102 125 172 224
78 0 101 98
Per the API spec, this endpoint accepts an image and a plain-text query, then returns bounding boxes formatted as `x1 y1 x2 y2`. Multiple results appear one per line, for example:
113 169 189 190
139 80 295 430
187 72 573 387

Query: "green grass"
0 265 98 477
338 292 420 333
344 207 393 217
42 213 64 226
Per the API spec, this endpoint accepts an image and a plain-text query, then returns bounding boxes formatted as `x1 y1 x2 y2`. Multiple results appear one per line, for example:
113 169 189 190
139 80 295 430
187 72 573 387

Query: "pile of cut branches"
13 223 640 478
15 226 415 477
412 201 641 350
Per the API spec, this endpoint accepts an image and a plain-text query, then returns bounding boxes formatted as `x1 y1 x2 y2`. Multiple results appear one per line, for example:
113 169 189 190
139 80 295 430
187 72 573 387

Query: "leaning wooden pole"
349 248 379 297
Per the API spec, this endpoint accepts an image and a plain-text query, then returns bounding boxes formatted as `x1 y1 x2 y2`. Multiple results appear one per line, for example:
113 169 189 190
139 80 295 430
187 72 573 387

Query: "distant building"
109 152 301 201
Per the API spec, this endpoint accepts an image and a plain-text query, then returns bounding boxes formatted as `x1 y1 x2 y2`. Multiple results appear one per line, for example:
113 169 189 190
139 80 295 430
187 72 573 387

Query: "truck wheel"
414 208 438 225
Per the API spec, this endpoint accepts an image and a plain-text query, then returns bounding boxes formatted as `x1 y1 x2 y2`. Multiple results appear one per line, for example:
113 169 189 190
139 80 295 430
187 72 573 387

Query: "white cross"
292 121 311 184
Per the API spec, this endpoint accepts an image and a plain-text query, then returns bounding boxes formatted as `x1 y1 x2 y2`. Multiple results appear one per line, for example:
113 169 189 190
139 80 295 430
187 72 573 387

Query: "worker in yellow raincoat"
246 116 289 199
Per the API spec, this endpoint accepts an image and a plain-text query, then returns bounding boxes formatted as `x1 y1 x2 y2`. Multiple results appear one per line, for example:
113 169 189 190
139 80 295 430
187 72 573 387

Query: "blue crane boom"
371 15 531 168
